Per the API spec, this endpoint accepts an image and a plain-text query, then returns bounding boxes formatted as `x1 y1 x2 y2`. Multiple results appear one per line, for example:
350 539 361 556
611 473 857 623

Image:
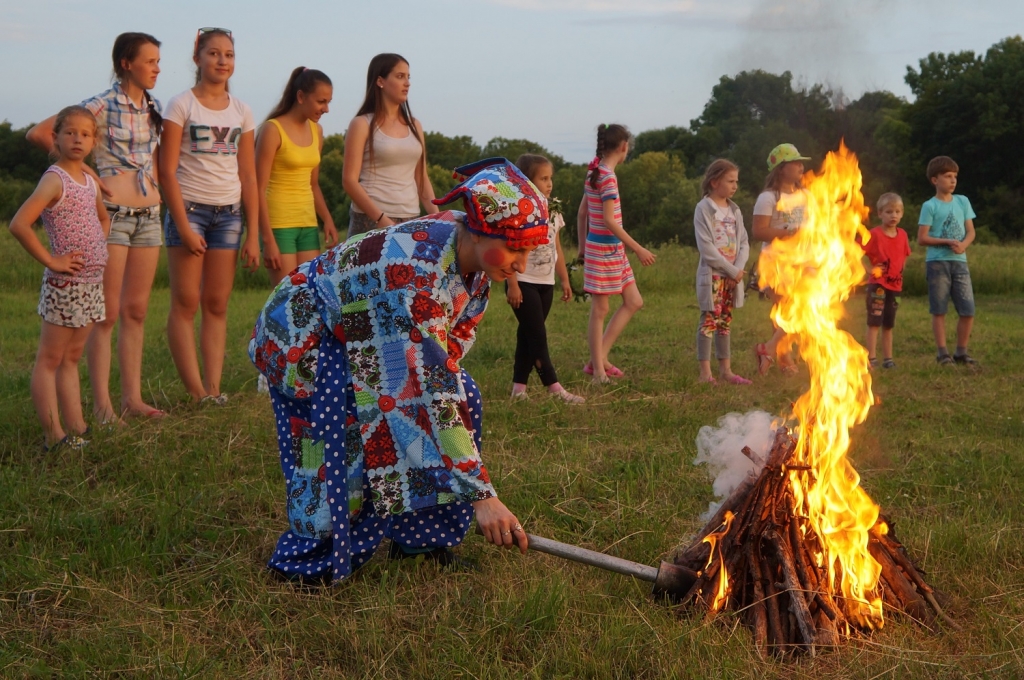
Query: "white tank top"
353 115 422 218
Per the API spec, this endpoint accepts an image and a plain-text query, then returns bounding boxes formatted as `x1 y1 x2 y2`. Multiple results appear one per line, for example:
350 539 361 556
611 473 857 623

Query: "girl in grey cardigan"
694 160 751 384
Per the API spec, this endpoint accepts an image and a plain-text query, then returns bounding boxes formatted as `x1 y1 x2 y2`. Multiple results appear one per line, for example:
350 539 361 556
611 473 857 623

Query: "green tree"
481 137 567 170
424 132 481 172
904 36 1024 240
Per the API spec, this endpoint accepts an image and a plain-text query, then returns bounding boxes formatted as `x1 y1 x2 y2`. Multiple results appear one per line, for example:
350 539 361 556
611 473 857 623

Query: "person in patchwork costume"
250 158 547 583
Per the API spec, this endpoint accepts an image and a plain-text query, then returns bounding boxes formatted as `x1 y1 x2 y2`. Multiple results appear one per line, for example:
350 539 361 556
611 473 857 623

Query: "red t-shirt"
862 226 911 291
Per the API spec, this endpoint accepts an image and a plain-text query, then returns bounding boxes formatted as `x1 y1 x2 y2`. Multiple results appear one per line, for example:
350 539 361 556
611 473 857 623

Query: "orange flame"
758 143 884 628
702 510 735 612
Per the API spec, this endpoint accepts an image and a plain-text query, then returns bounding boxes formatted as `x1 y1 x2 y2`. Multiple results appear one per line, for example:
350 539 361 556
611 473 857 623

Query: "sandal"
882 358 896 369
868 357 880 370
510 389 529 401
725 374 752 385
936 354 955 367
698 376 718 386
953 353 978 367
583 362 624 378
551 388 585 405
43 434 89 453
755 343 774 376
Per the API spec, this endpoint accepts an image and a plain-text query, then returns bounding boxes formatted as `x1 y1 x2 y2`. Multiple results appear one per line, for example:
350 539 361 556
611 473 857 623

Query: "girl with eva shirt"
27 32 165 423
159 28 260 405
693 159 750 385
256 67 338 287
342 53 437 238
249 159 543 583
579 124 656 384
506 154 583 404
10 107 110 451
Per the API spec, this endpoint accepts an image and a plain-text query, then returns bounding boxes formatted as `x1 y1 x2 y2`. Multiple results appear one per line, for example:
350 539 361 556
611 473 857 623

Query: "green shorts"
269 227 321 254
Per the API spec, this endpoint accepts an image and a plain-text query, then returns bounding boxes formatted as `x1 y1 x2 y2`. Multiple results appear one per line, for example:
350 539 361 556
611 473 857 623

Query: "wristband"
376 212 385 223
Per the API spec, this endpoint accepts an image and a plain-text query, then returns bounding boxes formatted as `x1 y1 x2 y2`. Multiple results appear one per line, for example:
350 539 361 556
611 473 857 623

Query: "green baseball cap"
767 144 810 171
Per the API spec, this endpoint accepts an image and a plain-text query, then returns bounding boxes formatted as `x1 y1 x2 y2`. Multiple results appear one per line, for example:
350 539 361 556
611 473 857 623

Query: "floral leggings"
697 275 734 361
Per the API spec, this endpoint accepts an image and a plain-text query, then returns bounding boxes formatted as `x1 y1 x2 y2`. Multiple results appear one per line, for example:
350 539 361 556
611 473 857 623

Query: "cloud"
488 0 699 10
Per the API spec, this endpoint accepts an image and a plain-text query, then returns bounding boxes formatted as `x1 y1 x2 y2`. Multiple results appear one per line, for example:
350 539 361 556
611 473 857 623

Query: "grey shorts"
926 260 975 317
38 277 105 328
105 204 163 247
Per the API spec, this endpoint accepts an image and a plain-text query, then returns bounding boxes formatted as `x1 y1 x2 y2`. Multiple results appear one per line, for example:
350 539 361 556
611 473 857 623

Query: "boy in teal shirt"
917 156 977 367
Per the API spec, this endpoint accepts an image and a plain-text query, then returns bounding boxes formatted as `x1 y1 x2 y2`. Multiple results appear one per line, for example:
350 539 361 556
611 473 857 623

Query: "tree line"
3 36 1022 245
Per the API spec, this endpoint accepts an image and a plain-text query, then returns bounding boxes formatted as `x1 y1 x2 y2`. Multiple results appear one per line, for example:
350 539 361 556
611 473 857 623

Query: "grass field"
1 230 1023 678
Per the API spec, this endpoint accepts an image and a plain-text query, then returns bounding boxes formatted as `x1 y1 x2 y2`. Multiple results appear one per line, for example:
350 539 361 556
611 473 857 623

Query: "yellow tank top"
265 118 320 229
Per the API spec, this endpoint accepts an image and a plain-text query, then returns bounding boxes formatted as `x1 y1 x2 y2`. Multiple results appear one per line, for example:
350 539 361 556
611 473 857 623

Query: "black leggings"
508 281 558 386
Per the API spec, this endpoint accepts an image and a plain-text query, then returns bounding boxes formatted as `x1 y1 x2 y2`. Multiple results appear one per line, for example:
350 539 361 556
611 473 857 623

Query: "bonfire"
671 145 957 656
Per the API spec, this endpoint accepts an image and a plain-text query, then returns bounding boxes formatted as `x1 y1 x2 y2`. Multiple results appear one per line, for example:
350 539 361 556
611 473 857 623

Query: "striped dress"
582 164 635 294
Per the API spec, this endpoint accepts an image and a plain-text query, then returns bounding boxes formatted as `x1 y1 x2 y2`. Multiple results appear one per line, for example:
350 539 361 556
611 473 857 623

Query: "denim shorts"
105 203 163 247
926 260 975 317
164 201 243 250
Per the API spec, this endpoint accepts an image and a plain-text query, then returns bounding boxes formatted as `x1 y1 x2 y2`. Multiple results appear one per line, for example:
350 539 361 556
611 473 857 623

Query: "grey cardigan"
693 196 750 311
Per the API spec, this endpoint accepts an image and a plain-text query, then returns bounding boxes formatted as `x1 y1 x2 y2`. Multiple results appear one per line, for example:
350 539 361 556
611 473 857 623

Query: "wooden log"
767 530 817 650
868 539 933 624
675 475 757 568
814 608 839 647
763 559 784 649
746 543 769 659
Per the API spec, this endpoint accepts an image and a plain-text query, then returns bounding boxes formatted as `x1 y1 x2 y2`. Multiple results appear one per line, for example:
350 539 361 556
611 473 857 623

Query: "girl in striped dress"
579 124 656 384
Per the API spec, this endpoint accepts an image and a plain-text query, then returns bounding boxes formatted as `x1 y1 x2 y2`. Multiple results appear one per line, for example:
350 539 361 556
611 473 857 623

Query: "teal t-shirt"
918 195 975 262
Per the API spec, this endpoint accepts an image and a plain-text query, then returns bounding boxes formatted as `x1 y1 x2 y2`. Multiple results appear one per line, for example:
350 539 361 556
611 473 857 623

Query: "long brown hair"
266 66 332 122
356 53 424 171
588 123 630 189
701 159 739 197
193 29 234 91
111 32 162 134
762 162 803 195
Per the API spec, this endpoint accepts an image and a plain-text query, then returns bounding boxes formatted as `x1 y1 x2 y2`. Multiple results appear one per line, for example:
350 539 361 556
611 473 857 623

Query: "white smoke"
694 411 781 521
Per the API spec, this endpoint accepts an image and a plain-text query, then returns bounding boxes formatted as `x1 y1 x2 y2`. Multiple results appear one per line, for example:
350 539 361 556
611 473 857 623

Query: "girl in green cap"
752 143 810 375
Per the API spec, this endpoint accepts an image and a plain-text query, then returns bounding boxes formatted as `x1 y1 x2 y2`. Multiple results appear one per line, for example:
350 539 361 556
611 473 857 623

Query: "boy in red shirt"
862 193 912 369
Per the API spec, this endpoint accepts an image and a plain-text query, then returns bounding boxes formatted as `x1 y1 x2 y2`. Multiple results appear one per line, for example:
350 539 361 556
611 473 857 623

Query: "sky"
1 0 1021 163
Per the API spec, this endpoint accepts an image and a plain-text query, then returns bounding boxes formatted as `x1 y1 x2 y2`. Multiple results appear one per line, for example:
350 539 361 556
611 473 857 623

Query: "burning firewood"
671 426 958 657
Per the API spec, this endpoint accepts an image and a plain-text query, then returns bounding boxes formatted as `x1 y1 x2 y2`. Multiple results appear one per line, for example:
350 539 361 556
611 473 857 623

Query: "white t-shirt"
164 89 255 205
517 212 564 285
753 189 808 246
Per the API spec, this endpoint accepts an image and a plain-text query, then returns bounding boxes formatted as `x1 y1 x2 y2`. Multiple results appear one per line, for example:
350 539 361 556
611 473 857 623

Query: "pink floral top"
40 165 107 284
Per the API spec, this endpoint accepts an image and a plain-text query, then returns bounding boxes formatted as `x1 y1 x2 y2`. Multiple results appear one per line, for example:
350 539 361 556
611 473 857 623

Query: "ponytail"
588 123 630 189
266 66 332 122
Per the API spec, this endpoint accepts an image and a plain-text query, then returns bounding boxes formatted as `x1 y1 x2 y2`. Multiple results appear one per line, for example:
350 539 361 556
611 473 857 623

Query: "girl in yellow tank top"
256 67 338 286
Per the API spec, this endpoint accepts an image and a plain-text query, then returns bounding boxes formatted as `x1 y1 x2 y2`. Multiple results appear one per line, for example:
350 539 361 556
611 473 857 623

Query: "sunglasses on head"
194 27 232 55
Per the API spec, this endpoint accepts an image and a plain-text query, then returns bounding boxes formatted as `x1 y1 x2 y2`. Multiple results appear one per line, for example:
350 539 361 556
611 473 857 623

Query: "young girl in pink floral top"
9 106 111 451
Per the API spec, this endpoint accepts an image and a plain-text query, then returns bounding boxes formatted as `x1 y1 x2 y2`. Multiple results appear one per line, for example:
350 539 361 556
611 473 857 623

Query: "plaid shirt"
81 84 161 197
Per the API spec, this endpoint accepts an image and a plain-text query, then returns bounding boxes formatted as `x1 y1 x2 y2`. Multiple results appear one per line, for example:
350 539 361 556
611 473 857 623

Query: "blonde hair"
876 192 903 212
701 159 739 197
51 105 98 160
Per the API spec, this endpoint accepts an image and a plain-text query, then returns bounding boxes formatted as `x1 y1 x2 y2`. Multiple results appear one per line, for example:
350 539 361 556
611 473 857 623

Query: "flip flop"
698 376 718 386
583 362 624 378
725 374 752 385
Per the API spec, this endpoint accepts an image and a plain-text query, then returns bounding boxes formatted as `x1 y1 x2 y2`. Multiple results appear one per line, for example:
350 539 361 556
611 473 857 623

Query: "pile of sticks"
673 428 957 657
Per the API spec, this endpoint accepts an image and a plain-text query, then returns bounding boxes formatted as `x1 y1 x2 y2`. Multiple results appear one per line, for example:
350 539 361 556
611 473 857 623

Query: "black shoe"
953 353 978 367
387 541 477 571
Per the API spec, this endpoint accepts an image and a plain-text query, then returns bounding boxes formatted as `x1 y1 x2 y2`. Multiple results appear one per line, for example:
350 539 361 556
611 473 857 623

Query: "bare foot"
122 401 167 419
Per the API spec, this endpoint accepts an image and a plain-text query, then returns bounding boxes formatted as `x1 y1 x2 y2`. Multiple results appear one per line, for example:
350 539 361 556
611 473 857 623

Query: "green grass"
1 230 1023 678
